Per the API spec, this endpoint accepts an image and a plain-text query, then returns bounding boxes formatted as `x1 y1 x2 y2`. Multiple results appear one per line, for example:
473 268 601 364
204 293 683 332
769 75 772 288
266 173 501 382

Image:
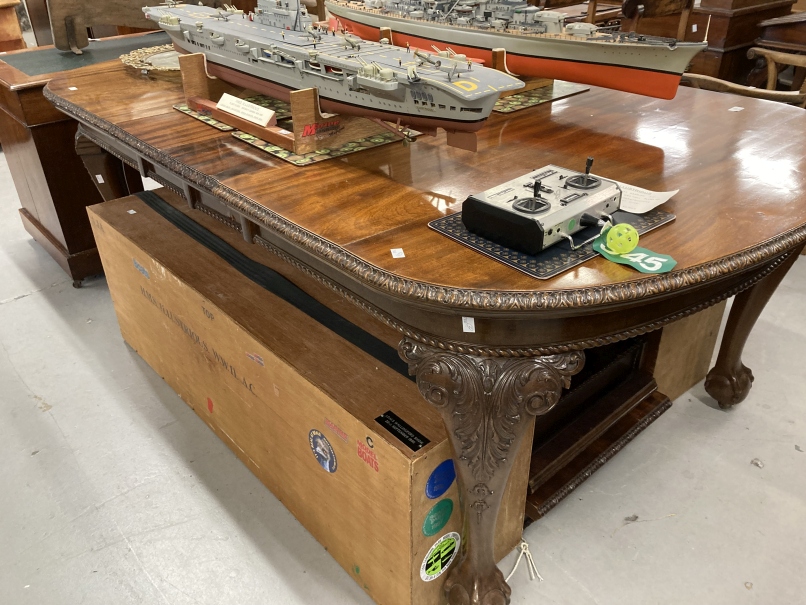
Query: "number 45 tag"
592 235 677 274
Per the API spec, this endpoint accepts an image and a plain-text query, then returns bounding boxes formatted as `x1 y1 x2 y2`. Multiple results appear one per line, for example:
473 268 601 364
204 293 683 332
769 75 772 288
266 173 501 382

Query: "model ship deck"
144 2 523 133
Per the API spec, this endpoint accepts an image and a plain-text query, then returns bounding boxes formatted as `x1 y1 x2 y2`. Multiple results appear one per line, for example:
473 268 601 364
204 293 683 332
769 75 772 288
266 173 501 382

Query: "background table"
0 33 167 284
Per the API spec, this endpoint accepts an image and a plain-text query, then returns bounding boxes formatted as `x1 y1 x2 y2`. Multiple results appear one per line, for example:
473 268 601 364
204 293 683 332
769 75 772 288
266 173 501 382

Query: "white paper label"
127 210 137 215
729 106 744 112
614 181 679 214
68 86 77 91
95 174 105 184
217 93 275 127
691 24 697 32
462 317 475 333
391 248 405 258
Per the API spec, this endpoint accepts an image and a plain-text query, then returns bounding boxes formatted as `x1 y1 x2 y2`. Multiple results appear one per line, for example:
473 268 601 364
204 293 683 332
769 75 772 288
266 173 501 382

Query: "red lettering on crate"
357 440 379 472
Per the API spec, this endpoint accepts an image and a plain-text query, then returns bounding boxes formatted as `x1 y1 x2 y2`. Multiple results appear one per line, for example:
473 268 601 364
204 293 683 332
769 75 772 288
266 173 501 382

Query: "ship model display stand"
178 53 412 159
489 48 553 98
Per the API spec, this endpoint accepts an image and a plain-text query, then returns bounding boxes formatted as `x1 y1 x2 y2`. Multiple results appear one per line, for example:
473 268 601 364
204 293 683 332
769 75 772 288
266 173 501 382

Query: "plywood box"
655 300 726 402
88 189 528 605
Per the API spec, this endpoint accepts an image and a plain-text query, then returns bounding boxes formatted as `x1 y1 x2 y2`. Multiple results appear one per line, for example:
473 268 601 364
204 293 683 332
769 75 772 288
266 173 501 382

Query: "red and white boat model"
326 0 707 99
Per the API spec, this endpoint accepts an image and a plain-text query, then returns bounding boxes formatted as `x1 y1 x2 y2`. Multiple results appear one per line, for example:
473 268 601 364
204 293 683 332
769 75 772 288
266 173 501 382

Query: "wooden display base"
178 53 405 157
490 49 554 98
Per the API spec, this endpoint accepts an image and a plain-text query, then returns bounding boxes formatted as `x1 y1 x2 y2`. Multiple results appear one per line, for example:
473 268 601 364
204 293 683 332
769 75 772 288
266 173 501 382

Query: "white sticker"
217 92 275 127
391 248 405 258
691 24 697 32
68 86 78 91
420 532 460 582
95 174 105 184
462 317 475 333
277 128 292 135
729 107 744 112
127 210 137 215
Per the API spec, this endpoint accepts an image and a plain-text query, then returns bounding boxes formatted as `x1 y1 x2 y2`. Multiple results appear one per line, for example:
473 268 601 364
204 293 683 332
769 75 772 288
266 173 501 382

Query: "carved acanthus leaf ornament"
399 339 584 484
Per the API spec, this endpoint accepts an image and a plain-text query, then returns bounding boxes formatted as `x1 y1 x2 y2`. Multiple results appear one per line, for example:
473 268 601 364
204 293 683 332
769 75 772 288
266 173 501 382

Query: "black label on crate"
375 411 430 452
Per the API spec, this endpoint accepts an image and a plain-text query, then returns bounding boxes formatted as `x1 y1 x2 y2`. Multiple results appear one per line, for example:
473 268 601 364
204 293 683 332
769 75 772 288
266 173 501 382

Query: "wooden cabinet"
0 64 105 282
0 35 167 283
634 0 796 83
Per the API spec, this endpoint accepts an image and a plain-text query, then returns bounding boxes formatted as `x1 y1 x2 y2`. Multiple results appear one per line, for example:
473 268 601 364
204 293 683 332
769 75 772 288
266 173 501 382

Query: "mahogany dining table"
42 59 806 605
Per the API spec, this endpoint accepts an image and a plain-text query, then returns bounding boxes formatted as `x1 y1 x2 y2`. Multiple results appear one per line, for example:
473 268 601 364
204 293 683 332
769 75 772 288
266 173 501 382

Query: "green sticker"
422 499 454 537
420 532 460 582
593 232 676 274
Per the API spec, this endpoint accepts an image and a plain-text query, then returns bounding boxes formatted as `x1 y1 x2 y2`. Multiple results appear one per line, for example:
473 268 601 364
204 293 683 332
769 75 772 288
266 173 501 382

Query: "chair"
45 0 257 53
45 0 159 53
535 0 616 24
681 47 806 108
621 0 693 41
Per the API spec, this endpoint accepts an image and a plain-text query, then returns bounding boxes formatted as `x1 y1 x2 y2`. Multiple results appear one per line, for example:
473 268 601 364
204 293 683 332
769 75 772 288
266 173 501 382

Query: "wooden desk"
0 34 167 284
43 62 806 605
632 0 796 84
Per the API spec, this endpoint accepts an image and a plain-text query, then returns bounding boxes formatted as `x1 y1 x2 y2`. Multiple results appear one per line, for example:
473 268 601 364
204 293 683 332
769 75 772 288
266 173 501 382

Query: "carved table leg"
705 247 804 408
399 339 584 605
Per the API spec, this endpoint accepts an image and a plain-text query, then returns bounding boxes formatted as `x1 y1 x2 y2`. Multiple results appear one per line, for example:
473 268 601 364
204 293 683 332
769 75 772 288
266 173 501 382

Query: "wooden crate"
87 189 527 605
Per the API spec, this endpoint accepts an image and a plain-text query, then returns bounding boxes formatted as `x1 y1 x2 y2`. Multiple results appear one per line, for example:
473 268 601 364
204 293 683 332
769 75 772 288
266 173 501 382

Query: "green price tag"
593 233 677 274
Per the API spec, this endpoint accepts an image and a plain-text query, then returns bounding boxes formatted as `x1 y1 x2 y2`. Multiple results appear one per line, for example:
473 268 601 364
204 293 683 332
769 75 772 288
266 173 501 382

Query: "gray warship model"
143 1 524 134
326 0 707 99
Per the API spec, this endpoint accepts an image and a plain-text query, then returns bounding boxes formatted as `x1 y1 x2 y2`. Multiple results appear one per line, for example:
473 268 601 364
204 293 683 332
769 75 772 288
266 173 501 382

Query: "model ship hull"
325 1 706 99
145 4 523 135
177 47 489 133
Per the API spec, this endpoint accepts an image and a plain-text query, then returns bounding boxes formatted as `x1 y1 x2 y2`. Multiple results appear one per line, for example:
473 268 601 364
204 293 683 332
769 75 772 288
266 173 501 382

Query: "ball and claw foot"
72 279 83 289
704 363 754 409
444 563 512 605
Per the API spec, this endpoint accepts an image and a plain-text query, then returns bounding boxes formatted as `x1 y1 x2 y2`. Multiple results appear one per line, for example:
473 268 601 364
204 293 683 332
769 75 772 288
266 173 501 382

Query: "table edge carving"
254 236 791 356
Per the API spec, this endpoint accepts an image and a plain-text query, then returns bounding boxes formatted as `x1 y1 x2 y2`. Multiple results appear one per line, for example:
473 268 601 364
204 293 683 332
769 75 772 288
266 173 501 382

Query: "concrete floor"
1 151 804 605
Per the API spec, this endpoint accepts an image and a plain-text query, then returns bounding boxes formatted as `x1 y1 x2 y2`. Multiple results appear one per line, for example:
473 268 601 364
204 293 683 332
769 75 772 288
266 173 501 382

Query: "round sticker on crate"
422 499 454 537
309 429 337 473
425 459 456 499
420 532 460 582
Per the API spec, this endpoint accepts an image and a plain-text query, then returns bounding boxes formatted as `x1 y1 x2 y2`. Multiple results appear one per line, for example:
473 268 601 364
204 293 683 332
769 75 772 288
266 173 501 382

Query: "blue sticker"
426 459 456 499
309 429 337 473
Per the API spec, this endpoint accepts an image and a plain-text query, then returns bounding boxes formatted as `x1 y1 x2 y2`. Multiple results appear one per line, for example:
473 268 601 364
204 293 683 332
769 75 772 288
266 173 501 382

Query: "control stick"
584 157 594 187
